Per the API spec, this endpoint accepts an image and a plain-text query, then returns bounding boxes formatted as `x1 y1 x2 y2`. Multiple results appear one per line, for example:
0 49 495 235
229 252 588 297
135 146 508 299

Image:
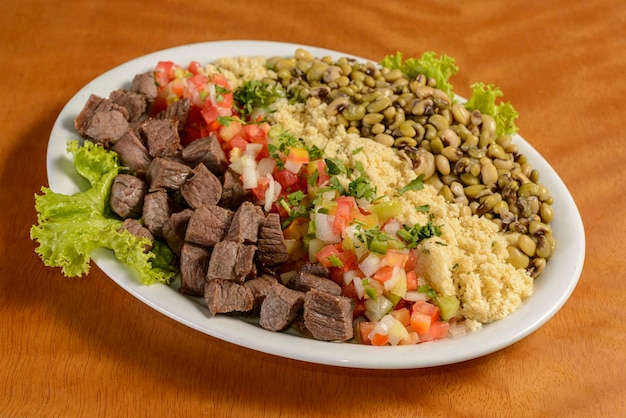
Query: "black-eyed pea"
441 146 463 162
451 103 471 125
481 161 498 185
439 185 454 202
527 257 547 279
529 220 552 236
540 203 554 223
370 123 385 135
507 246 530 269
440 128 460 148
435 154 451 175
518 234 537 257
459 205 473 218
535 235 553 259
373 133 395 147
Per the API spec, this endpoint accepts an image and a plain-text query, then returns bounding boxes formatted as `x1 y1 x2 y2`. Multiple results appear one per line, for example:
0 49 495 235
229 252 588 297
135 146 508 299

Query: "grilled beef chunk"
84 109 130 147
181 134 228 174
156 98 190 134
224 201 265 244
142 190 171 237
204 279 254 316
244 274 279 312
161 209 193 256
288 271 341 296
140 118 181 158
179 242 211 296
118 218 154 251
185 205 234 248
146 157 192 191
256 213 290 266
180 163 222 209
303 289 355 341
74 94 130 137
206 241 257 283
130 72 158 101
219 169 252 209
109 89 147 123
111 130 152 178
109 174 148 218
299 263 330 278
259 285 305 332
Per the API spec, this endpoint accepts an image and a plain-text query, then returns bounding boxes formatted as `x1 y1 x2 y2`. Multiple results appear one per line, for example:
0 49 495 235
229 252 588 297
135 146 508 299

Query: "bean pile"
264 48 556 279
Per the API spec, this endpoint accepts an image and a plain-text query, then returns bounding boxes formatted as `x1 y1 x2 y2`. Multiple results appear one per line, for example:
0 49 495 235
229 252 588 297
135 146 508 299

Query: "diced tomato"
391 307 411 327
359 322 376 345
242 123 266 143
315 244 356 271
410 311 432 335
251 176 269 201
201 105 220 126
219 121 243 142
285 147 310 164
405 270 418 291
187 73 209 91
405 248 420 271
418 320 450 342
315 244 340 269
229 135 248 152
328 267 344 285
370 333 389 346
332 196 358 234
384 249 409 268
341 282 359 299
188 60 203 75
412 300 441 322
282 218 308 240
155 61 175 86
373 265 395 283
273 168 300 188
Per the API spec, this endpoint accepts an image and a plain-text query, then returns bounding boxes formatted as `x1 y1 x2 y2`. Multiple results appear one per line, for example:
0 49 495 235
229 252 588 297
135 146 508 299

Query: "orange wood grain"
1 1 624 416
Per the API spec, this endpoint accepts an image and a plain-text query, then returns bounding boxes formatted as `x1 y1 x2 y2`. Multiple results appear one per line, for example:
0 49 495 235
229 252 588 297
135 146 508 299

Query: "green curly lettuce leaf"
30 140 177 285
379 51 459 99
464 82 519 136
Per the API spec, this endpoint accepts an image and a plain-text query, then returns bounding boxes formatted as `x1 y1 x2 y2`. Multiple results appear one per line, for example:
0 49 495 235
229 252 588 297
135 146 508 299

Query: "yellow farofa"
214 57 534 328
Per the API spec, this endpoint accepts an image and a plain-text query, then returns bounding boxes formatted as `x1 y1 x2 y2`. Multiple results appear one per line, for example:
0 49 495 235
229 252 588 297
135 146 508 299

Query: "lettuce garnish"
379 51 459 99
30 140 177 285
464 82 520 136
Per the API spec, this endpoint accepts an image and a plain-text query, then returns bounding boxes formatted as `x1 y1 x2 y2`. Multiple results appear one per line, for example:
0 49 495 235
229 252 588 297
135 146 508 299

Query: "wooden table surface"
2 0 624 416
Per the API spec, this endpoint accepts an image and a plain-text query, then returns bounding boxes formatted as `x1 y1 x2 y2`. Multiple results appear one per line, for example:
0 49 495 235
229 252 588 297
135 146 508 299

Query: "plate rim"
45 40 586 369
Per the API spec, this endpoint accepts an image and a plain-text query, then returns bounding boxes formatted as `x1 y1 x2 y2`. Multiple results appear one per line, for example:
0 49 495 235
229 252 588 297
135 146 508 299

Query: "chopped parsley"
396 174 425 195
233 80 282 119
396 219 442 248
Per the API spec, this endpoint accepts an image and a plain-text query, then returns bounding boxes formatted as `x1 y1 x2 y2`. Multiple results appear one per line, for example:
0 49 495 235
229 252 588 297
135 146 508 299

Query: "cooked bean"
507 246 530 269
518 234 537 257
374 133 395 147
274 49 557 277
435 154 451 175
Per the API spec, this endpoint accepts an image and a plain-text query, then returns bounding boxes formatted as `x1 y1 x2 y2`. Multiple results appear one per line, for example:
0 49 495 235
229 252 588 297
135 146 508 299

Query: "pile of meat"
72 70 355 342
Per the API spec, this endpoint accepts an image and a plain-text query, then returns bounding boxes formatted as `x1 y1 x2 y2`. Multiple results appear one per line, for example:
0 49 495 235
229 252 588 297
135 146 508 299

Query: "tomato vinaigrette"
152 60 466 345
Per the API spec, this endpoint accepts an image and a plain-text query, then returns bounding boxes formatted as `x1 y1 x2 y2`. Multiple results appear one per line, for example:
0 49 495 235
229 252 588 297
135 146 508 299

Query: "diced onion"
352 277 365 299
283 159 302 174
257 158 276 177
314 212 341 244
404 290 430 302
244 143 263 157
264 174 275 211
358 253 382 278
383 266 402 291
343 269 357 286
242 165 258 189
383 219 401 236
